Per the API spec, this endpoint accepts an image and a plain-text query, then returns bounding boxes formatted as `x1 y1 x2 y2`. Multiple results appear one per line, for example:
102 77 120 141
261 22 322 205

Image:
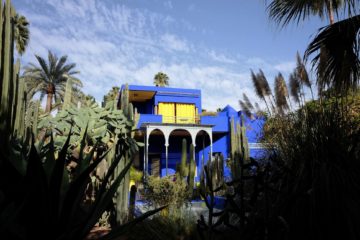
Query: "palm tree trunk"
46 84 54 113
46 92 53 113
326 0 335 24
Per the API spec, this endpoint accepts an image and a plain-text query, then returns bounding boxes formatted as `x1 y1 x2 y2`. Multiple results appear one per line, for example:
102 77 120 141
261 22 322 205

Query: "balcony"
136 114 201 128
162 116 200 124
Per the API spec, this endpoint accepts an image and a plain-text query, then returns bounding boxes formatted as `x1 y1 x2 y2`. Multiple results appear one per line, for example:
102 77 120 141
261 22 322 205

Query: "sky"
13 0 328 111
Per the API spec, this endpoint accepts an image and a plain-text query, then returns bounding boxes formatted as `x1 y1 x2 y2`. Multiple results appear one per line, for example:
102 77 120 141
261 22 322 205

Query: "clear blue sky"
13 0 328 110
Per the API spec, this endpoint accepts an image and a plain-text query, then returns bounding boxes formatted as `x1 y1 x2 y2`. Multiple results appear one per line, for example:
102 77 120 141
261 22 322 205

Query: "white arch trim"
143 123 213 177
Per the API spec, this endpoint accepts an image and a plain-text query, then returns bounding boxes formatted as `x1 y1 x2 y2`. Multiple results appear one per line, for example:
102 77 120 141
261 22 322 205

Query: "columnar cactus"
188 143 195 195
230 116 250 180
176 138 196 197
0 0 26 148
179 138 188 178
62 78 73 110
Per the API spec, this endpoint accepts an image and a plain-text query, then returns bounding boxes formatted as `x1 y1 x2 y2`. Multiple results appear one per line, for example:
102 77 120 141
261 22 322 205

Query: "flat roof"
121 84 201 96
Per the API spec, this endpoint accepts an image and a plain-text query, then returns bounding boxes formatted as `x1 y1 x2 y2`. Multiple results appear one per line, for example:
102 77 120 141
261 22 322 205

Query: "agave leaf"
22 139 50 238
58 146 113 231
49 129 72 224
43 133 56 182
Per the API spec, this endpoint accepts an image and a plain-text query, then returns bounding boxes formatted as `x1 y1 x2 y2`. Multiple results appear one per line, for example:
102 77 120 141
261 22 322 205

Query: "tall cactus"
62 78 73 110
229 116 250 180
0 0 26 150
230 117 240 180
176 138 196 197
188 143 195 195
179 138 188 178
115 83 134 224
0 0 14 142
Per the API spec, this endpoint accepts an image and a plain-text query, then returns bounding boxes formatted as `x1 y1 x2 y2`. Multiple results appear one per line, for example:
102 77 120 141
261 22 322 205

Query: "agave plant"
0 129 164 240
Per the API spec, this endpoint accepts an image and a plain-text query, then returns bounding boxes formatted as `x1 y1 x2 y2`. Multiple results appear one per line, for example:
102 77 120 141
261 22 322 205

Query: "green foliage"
127 209 199 240
130 166 143 183
143 175 189 209
37 103 133 150
0 130 163 240
175 138 197 197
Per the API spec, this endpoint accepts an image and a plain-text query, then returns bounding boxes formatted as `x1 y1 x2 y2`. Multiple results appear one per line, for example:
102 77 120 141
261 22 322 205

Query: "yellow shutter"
158 102 175 123
176 103 195 123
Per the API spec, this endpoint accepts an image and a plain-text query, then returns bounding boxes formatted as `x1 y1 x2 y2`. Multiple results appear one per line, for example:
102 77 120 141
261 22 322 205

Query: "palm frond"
305 14 360 94
267 0 344 27
13 14 29 55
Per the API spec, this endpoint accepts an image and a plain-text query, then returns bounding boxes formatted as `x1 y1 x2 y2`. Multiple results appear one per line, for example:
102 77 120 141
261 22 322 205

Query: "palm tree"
13 14 29 55
267 0 360 95
267 0 343 26
154 72 169 87
23 51 82 113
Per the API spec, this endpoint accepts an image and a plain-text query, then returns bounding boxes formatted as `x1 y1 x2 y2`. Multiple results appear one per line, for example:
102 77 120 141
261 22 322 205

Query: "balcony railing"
162 116 200 124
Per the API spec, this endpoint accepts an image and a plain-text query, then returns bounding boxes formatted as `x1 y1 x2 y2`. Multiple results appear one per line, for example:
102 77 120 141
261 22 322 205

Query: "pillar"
165 144 169 176
145 127 149 177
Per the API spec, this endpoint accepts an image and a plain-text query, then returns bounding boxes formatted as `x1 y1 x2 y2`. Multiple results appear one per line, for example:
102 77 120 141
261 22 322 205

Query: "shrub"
143 175 189 210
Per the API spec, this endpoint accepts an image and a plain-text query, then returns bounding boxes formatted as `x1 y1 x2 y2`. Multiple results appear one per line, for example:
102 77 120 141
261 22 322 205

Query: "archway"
195 130 212 179
148 129 165 177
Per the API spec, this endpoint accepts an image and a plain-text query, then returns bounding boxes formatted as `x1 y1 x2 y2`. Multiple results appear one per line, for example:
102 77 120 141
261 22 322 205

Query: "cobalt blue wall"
200 116 229 132
136 114 162 128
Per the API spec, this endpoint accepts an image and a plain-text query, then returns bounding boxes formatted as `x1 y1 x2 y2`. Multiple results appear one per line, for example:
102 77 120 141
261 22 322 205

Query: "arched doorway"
195 130 212 179
148 129 165 177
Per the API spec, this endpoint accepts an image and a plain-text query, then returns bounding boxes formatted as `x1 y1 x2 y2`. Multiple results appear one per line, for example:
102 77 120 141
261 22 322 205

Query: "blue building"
119 84 265 180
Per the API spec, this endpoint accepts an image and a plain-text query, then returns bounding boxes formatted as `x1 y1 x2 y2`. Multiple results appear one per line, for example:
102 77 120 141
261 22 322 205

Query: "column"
143 128 147 179
165 144 169 176
163 128 170 177
145 127 149 177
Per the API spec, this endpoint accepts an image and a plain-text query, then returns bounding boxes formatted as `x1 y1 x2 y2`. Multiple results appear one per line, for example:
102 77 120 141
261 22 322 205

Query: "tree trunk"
326 0 335 25
46 84 54 113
